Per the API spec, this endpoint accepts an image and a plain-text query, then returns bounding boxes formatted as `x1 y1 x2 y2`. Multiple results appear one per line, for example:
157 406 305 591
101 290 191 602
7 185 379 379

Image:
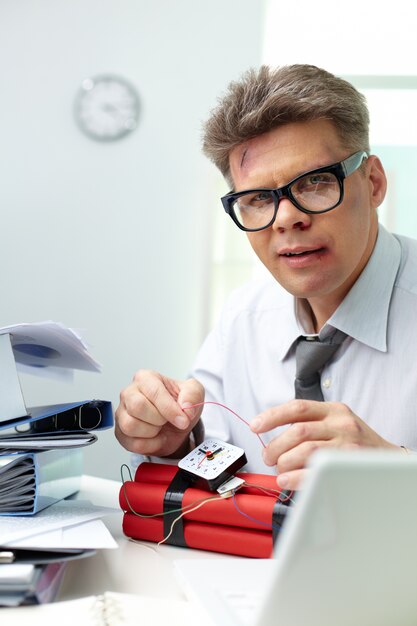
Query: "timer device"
178 438 247 491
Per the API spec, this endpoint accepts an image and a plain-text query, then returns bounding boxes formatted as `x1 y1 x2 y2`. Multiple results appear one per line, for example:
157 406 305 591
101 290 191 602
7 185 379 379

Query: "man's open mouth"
282 248 325 257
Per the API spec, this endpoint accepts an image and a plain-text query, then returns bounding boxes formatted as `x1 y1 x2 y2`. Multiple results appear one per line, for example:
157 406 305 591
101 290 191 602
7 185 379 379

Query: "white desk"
57 475 231 603
1 475 225 625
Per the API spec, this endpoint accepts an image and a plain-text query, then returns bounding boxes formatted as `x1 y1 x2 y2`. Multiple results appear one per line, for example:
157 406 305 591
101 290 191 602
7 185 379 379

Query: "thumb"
177 378 205 422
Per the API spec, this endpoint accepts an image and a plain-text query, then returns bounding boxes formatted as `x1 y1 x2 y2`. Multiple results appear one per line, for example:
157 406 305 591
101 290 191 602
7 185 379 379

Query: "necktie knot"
294 330 346 401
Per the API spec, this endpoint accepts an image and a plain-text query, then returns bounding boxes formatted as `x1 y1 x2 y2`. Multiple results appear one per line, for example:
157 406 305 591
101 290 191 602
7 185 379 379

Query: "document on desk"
0 591 215 626
7 518 118 551
0 499 118 545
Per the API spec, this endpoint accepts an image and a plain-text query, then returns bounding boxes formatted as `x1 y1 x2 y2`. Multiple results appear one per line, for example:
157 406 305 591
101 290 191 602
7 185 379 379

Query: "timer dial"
178 438 247 491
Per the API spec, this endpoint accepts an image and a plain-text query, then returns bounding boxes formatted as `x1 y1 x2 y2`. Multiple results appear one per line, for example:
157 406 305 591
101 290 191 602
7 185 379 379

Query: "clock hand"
197 450 212 467
197 447 226 468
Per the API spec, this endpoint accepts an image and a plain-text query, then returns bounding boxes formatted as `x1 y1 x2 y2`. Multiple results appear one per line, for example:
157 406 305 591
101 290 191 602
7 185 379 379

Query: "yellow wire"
158 492 233 546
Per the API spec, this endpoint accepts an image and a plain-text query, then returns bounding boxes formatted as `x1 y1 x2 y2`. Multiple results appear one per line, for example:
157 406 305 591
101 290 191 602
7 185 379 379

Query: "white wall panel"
0 0 266 478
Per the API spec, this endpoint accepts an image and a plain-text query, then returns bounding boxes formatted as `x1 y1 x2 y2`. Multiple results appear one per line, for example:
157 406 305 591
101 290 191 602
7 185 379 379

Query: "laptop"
174 449 417 626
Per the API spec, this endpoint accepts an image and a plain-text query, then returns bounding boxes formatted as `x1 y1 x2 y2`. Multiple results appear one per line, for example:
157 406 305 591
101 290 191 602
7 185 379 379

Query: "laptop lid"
174 449 417 626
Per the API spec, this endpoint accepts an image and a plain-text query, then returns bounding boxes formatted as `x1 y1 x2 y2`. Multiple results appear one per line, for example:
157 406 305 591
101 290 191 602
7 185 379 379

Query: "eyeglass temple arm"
342 151 368 177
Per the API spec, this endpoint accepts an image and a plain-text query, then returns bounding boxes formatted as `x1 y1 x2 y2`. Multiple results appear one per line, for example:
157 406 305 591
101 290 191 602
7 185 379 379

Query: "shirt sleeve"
189 319 231 444
130 312 232 470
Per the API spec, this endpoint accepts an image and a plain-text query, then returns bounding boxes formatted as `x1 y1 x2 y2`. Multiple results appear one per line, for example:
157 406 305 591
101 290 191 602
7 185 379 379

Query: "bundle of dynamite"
119 462 291 558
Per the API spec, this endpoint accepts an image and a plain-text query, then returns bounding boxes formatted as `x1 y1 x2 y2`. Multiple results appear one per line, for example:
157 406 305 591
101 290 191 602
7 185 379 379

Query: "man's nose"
271 197 312 232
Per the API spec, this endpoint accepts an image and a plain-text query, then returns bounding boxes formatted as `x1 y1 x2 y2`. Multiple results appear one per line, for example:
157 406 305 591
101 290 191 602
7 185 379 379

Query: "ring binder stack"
0 322 114 605
0 449 83 515
0 324 114 516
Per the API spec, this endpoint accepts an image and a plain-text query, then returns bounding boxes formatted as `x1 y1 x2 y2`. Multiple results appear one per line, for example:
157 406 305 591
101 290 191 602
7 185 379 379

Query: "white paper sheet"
0 321 101 377
0 500 118 544
6 518 118 550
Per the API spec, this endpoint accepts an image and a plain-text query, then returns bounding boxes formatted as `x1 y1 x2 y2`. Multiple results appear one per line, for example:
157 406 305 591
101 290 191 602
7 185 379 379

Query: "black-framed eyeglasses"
221 150 368 232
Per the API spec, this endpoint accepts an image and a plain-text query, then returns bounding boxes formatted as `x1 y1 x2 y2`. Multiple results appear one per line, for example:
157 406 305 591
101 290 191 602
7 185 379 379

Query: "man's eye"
253 191 272 202
239 191 273 208
309 174 333 185
296 173 336 191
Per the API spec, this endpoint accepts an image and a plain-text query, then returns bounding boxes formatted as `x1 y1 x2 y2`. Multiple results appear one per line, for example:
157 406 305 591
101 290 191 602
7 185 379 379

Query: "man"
115 64 417 489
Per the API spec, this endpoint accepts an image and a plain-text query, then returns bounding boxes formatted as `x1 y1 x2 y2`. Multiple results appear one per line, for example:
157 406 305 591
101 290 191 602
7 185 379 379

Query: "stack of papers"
0 499 118 606
0 499 118 550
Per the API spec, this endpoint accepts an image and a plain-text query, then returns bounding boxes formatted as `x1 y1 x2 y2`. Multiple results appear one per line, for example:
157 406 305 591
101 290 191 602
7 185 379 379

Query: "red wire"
181 400 266 448
182 401 294 500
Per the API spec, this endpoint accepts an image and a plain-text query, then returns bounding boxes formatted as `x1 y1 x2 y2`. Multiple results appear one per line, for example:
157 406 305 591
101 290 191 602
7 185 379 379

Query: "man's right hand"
115 369 205 457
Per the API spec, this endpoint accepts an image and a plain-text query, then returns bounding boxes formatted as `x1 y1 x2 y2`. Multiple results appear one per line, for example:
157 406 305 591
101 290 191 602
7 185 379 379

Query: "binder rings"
0 322 113 517
0 400 113 434
0 322 101 423
0 323 113 442
0 448 83 515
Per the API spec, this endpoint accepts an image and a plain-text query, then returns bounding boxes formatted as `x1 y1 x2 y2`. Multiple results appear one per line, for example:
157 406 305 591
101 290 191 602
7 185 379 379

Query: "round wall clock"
74 74 140 141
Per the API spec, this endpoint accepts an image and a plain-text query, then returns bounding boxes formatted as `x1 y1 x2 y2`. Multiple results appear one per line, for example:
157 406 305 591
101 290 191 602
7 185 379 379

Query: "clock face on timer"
178 438 246 481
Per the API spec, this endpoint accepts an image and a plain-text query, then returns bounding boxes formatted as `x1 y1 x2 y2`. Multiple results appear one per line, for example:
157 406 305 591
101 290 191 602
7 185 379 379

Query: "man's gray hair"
202 64 370 185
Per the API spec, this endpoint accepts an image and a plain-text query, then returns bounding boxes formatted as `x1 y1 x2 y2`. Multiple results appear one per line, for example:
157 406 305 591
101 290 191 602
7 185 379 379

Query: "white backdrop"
0 0 266 478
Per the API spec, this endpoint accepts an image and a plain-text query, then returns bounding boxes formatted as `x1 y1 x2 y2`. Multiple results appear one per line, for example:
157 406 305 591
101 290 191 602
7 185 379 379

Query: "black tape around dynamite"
163 470 197 547
163 467 291 548
272 499 291 544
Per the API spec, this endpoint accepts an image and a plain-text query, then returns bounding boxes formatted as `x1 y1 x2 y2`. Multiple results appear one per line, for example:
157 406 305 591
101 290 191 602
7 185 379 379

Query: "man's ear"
366 155 387 209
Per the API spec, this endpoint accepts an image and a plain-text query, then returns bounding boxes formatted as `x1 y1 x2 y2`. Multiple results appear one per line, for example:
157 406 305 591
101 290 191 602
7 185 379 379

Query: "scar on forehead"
237 145 256 175
237 140 280 173
240 148 248 168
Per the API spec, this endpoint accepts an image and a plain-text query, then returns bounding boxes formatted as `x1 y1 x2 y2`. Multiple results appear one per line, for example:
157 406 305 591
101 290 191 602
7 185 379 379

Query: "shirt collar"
328 224 400 352
278 224 401 360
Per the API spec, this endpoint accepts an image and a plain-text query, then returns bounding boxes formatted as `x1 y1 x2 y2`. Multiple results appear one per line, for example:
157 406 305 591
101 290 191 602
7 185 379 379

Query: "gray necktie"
294 330 347 401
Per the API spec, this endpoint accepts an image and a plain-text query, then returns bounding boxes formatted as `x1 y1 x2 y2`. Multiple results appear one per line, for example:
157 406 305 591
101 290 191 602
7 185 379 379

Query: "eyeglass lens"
232 171 341 230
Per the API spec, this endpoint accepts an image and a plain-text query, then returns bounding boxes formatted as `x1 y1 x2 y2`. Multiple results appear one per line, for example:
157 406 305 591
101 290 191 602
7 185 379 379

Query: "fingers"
262 420 330 466
273 437 330 491
114 420 170 456
177 378 206 425
250 400 367 490
276 468 309 491
120 370 202 431
115 369 205 457
250 399 329 434
129 370 186 429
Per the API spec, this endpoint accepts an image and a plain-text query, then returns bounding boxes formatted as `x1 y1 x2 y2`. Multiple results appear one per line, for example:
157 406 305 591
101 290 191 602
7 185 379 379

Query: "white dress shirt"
190 224 417 473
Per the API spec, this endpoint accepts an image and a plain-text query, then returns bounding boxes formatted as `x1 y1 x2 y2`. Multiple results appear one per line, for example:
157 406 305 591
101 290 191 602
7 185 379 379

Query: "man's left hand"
250 399 398 489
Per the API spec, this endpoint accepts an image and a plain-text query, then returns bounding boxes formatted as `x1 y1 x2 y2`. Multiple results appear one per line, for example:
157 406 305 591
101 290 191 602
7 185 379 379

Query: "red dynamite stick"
134 462 282 496
122 514 274 558
119 481 279 530
134 462 176 484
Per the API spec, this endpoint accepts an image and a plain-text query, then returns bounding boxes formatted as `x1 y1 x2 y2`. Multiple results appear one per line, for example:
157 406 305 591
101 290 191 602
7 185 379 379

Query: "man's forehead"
232 134 286 172
230 137 287 186
229 121 343 186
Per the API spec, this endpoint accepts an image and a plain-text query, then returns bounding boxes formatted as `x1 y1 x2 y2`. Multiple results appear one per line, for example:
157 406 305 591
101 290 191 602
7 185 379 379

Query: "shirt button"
323 378 331 389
